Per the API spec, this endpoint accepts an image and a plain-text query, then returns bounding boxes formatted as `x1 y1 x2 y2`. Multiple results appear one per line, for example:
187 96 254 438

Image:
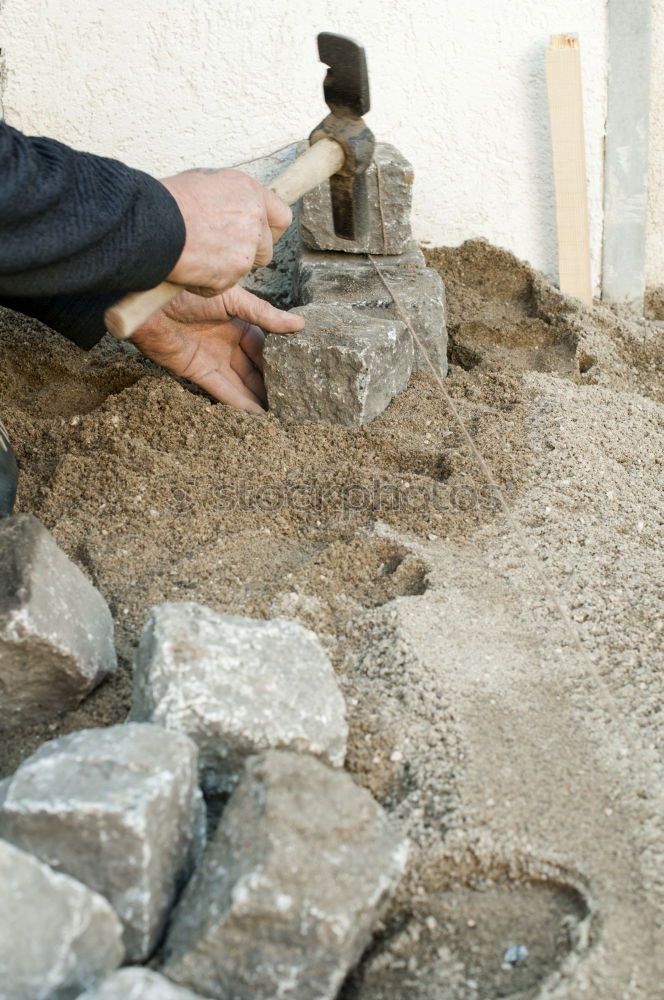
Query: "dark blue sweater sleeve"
0 120 186 347
0 292 120 349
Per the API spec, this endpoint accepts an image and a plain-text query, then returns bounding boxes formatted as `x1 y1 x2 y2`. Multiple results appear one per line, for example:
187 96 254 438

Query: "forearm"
0 121 185 299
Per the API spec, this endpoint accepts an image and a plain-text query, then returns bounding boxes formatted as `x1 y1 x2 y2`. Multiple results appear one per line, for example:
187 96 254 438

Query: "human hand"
161 168 292 297
128 284 304 413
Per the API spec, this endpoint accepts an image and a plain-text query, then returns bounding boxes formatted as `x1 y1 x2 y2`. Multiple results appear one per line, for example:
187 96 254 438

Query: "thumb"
224 285 305 334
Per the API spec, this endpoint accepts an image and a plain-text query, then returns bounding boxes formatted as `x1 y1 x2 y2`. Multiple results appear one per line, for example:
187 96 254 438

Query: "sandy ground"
1 239 663 998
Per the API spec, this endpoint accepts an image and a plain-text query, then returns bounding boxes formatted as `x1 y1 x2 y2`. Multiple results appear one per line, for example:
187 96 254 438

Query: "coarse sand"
1 238 663 998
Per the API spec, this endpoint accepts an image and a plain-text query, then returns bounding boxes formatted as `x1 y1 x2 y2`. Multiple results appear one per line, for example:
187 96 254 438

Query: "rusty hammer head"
309 33 375 241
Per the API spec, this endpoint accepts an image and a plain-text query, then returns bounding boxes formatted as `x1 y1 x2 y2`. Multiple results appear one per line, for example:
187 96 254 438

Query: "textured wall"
1 0 609 290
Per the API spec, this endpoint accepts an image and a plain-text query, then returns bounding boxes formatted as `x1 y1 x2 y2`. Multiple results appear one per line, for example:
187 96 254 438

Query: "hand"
128 285 305 413
161 169 292 297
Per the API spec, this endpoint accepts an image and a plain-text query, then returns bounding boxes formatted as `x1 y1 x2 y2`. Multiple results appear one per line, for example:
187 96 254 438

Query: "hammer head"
310 33 375 241
319 32 370 117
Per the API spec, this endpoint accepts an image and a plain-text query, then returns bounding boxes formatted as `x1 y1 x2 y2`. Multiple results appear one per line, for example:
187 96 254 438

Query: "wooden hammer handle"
269 135 344 204
104 138 345 340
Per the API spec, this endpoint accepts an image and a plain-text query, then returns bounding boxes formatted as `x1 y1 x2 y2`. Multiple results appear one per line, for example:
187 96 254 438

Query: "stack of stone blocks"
0 513 409 1000
264 143 448 427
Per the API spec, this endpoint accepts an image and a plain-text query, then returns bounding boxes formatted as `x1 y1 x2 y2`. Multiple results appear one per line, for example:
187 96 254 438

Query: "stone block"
236 141 301 310
130 603 347 793
0 838 123 1000
300 142 413 255
297 249 448 377
161 751 409 1000
264 304 414 426
296 243 427 300
0 722 204 962
0 513 116 732
78 968 211 1000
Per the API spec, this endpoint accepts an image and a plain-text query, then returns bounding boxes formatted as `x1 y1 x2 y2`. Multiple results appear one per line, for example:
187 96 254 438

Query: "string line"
366 239 601 677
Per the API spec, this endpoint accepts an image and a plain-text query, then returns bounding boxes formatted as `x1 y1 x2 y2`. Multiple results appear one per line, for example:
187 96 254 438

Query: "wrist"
160 177 191 284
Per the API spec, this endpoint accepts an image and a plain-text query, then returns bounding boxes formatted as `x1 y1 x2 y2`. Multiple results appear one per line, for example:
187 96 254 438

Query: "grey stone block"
297 249 448 377
130 603 347 794
161 751 409 1000
296 243 427 299
264 304 414 426
0 513 116 732
0 723 204 962
78 968 211 1000
300 142 413 255
0 838 123 1000
236 142 301 311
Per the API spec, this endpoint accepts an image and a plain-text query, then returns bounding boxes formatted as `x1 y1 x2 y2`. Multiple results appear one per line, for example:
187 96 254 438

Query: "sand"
2 239 663 998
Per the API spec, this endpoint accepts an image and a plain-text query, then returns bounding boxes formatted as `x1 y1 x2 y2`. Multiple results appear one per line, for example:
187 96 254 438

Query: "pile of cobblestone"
0 514 408 1000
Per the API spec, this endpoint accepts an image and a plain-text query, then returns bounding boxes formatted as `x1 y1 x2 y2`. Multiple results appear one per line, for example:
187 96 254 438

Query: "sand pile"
2 238 663 998
0 252 533 772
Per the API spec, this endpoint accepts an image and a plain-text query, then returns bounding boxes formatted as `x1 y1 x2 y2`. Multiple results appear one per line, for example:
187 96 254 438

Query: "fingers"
239 324 265 373
230 346 267 406
162 169 291 295
194 365 266 413
253 219 275 269
223 286 305 334
197 326 266 408
262 188 293 242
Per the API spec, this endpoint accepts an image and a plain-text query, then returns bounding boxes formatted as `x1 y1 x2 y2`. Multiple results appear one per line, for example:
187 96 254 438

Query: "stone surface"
161 751 409 1000
0 723 204 962
0 838 123 1000
264 304 414 426
130 603 347 793
237 141 300 310
297 247 448 377
297 243 427 293
0 417 18 517
78 968 210 1000
0 513 116 732
300 142 413 255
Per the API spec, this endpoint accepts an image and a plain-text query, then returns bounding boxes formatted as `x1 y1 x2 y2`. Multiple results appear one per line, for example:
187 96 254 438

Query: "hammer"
104 33 375 340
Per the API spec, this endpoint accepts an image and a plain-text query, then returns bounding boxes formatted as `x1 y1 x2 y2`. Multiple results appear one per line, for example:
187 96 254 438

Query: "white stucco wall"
0 0 611 291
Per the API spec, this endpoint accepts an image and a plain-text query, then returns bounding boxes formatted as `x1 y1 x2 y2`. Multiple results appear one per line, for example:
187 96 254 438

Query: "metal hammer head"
310 33 375 241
